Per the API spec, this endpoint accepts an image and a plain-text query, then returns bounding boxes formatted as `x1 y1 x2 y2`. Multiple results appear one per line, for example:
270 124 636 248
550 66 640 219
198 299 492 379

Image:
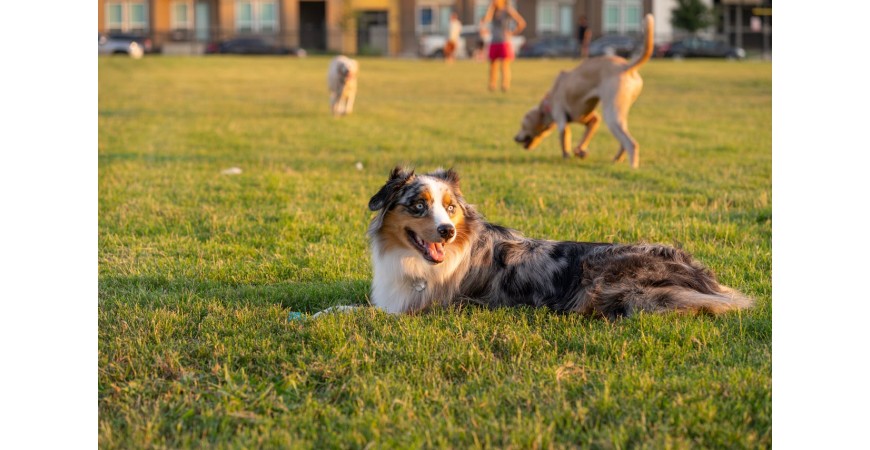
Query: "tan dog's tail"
624 14 654 72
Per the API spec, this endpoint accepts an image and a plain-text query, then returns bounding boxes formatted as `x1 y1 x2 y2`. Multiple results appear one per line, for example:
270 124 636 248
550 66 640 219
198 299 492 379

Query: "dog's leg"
345 91 355 114
603 104 639 168
613 147 626 162
574 112 600 159
559 123 572 159
330 92 338 116
338 93 348 116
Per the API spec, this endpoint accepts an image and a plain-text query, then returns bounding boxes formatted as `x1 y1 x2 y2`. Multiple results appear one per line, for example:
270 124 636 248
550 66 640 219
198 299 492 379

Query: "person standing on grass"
577 15 591 58
480 0 525 92
445 12 462 64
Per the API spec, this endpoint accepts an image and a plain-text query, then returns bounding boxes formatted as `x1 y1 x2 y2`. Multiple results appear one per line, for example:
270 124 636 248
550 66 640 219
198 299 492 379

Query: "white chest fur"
370 245 467 314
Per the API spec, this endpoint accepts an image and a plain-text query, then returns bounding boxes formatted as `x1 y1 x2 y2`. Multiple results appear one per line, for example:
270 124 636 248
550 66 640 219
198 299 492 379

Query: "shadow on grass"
99 275 369 312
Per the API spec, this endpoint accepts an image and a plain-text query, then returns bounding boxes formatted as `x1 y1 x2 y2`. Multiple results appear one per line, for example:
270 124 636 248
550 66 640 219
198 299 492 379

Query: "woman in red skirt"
480 0 526 92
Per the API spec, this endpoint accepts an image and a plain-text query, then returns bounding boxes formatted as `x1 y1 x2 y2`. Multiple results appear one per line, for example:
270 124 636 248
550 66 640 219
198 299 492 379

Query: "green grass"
99 56 771 449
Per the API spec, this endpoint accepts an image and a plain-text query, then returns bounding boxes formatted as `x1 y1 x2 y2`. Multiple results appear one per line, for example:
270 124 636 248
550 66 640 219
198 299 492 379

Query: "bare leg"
574 112 600 158
488 61 498 91
501 59 512 91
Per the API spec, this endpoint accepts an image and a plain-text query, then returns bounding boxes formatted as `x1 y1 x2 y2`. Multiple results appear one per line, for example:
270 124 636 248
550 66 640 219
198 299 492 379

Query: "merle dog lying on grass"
366 166 753 318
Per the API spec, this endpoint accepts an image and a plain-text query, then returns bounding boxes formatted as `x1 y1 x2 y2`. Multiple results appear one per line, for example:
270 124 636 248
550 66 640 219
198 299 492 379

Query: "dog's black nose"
437 224 455 240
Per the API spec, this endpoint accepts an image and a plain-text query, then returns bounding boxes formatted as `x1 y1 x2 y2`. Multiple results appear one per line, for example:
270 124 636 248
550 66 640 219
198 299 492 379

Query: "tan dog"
327 55 359 116
514 14 654 168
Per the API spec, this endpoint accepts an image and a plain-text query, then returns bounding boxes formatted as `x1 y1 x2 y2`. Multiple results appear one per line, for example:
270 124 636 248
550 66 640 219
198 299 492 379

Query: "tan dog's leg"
345 93 355 114
613 147 626 162
573 112 600 159
603 103 640 168
559 126 572 158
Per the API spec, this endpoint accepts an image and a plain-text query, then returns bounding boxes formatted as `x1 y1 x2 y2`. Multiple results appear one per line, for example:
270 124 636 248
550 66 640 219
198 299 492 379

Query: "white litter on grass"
355 162 364 171
312 305 362 319
221 167 243 175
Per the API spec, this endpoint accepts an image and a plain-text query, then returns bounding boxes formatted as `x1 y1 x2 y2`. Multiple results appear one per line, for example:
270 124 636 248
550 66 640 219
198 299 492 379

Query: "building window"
420 7 434 31
259 2 277 32
603 0 642 34
105 1 149 34
235 1 278 34
440 7 452 33
417 2 454 35
560 4 572 35
537 1 573 36
171 1 192 31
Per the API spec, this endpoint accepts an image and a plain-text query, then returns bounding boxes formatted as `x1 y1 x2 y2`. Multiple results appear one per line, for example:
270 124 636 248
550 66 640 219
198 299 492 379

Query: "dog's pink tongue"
428 242 445 262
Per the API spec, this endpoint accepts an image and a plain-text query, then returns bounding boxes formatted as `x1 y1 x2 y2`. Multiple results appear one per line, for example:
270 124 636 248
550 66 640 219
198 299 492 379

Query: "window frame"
235 0 279 34
170 1 193 31
105 1 149 34
537 1 573 36
418 6 436 34
603 0 643 35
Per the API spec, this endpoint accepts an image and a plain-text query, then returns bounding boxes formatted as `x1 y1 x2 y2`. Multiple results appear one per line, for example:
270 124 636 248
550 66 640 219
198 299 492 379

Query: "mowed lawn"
98 56 771 449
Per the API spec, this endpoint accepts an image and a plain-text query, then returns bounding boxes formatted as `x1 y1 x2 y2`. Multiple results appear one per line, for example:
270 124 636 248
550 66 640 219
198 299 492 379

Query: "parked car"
587 35 638 58
661 37 745 59
205 37 301 55
518 36 578 58
418 25 525 58
98 33 144 58
107 33 154 53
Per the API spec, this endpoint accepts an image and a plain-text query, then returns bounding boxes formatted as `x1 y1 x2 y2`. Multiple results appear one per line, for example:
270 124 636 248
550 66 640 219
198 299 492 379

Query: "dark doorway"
299 1 326 51
357 10 388 55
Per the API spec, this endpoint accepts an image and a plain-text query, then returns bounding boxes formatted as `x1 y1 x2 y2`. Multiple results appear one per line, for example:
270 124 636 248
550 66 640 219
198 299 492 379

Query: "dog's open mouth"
406 228 445 264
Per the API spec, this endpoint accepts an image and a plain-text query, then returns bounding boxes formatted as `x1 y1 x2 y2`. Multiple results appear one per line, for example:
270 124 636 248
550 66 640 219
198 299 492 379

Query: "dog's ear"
430 167 460 187
539 95 552 116
368 166 415 211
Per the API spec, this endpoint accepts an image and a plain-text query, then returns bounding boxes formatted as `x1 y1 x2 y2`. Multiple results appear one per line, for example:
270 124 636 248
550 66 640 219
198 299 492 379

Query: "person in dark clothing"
577 15 591 58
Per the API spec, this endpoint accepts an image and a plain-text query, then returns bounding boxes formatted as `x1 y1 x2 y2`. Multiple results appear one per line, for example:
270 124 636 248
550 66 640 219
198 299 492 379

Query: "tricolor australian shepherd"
367 167 753 318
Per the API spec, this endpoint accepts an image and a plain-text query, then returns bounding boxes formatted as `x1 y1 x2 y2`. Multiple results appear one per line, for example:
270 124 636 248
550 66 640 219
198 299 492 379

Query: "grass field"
98 55 771 448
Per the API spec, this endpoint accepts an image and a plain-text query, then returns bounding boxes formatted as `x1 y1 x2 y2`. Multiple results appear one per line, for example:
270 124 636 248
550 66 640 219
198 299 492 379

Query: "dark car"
661 37 745 59
205 37 299 55
518 36 578 58
587 35 638 58
106 33 154 53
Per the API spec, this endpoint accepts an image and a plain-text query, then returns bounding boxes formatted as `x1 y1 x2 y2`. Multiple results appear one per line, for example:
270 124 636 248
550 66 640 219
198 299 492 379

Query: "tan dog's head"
368 167 470 265
513 103 556 150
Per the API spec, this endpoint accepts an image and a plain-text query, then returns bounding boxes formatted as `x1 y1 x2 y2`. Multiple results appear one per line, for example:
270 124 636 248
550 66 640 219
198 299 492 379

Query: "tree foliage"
671 0 715 34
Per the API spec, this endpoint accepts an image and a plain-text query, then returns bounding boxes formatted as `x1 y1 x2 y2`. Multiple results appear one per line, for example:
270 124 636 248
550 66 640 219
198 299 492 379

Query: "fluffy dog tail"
577 244 754 318
624 14 654 72
589 283 754 319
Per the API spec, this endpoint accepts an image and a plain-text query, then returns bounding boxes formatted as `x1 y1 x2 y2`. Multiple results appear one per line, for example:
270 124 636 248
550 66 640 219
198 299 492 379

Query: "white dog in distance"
328 55 359 116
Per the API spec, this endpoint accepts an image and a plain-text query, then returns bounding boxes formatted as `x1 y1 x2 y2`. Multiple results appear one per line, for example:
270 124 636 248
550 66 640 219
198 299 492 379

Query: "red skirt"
488 41 514 61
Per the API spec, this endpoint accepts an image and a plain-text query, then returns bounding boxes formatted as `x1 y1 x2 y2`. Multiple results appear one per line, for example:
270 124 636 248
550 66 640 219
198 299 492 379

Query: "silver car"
98 33 144 59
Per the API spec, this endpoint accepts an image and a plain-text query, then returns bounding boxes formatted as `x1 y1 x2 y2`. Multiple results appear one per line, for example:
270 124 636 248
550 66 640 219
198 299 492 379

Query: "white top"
448 19 461 42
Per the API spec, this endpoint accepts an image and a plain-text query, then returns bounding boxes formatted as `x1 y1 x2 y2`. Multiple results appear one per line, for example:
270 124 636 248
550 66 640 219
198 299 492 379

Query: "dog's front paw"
574 148 588 159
